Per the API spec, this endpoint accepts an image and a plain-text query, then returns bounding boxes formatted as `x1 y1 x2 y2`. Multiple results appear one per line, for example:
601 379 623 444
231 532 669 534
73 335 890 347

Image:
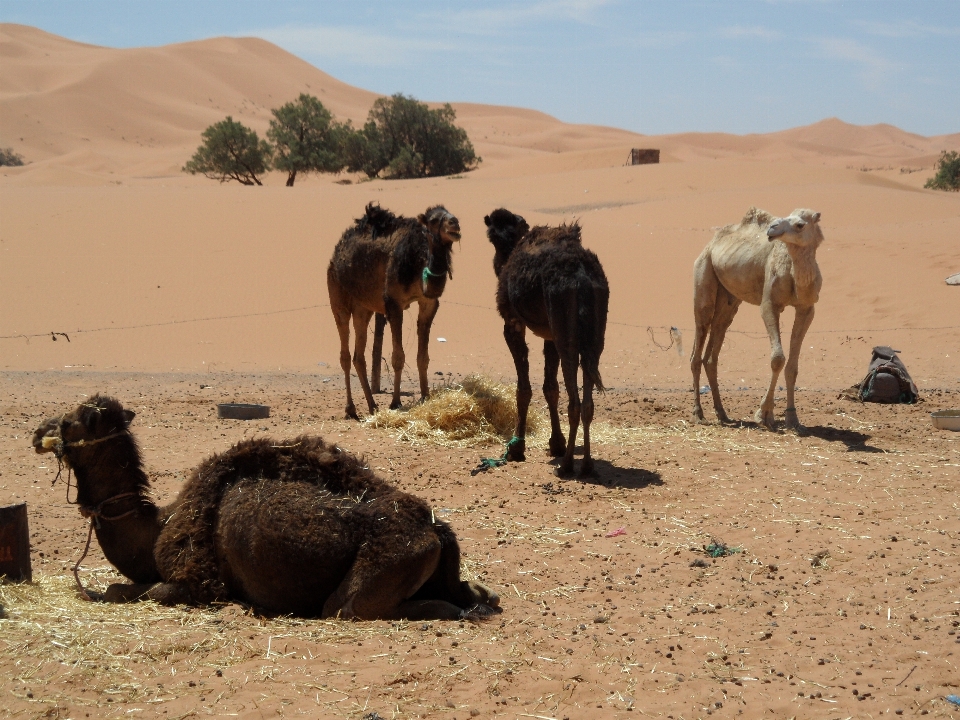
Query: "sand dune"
1 23 957 394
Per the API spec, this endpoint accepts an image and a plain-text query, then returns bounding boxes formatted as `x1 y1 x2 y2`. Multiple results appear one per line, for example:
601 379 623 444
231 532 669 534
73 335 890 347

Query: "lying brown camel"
327 203 460 419
484 209 609 478
691 207 824 431
33 394 499 619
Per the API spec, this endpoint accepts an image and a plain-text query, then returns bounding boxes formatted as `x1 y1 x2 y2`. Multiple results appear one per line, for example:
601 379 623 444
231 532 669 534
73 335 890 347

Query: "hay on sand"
366 375 544 447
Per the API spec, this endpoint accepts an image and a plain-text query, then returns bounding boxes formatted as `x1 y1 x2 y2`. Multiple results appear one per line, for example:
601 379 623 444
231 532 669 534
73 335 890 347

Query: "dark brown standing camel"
327 203 460 419
32 394 499 619
484 209 609 478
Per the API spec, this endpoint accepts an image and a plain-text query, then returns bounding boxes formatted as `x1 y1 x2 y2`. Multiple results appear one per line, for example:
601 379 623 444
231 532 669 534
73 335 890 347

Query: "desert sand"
1 23 959 719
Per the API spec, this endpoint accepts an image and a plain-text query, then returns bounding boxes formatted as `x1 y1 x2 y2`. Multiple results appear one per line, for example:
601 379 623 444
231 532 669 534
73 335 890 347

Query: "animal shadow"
803 425 883 453
551 456 664 489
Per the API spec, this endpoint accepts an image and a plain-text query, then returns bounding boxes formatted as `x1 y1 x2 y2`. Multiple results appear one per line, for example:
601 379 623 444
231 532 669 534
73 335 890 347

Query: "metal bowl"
930 409 960 431
217 403 270 420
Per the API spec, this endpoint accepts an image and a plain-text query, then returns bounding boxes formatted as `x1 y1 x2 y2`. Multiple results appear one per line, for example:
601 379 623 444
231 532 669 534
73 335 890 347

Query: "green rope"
422 266 444 284
472 436 520 474
704 540 742 558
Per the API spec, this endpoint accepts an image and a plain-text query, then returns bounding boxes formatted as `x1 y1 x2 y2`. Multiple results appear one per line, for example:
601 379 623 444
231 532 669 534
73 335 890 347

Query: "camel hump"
356 202 401 238
525 222 582 247
740 206 775 228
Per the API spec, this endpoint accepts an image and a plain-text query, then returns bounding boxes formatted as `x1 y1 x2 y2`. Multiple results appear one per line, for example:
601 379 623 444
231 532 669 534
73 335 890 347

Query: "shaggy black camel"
33 394 499 619
484 209 609 477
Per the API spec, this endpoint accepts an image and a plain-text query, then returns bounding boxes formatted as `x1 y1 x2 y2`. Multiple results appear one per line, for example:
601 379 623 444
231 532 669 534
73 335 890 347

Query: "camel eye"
795 221 805 230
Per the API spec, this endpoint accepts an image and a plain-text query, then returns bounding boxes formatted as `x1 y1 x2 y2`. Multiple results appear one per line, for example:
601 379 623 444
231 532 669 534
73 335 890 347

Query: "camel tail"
577 268 608 393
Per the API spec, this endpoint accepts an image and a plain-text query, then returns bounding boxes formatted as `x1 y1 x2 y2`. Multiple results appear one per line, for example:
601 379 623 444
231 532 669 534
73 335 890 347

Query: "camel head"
419 205 461 245
766 209 823 248
33 394 136 461
484 208 529 273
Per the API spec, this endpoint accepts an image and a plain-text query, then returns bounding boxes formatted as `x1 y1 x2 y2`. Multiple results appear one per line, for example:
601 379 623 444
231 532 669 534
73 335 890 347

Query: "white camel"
691 207 824 431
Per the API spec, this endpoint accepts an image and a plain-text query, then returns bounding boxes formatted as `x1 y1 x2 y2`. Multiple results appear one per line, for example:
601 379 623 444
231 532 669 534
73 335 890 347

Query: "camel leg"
784 305 815 433
702 287 741 424
416 298 440 402
96 581 191 605
756 300 786 429
579 368 596 478
351 307 378 416
331 299 359 420
543 340 566 456
691 252 718 423
556 349 581 478
321 533 464 620
371 313 387 394
384 299 406 410
503 323 530 462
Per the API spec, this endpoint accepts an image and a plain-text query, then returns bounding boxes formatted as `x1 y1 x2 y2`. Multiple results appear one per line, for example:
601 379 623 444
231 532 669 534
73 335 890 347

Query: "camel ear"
812 212 821 223
122 409 136 427
417 213 427 225
484 215 491 227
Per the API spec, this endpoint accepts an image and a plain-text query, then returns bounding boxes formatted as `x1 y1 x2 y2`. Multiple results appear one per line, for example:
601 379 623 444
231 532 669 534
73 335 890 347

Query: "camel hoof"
465 580 500 608
506 447 525 462
755 408 776 429
345 405 360 421
578 459 597 479
554 462 575 478
389 399 403 411
461 603 502 620
547 437 566 457
785 413 810 436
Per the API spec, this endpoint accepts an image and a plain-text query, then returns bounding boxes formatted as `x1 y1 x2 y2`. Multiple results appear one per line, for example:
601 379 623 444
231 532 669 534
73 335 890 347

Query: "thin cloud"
719 25 781 41
438 0 612 35
815 37 899 89
252 25 457 67
855 19 960 38
636 30 694 49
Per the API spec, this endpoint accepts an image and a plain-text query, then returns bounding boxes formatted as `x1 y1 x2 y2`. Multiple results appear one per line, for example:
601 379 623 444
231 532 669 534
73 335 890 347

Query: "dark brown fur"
327 203 460 419
484 209 609 478
33 395 499 619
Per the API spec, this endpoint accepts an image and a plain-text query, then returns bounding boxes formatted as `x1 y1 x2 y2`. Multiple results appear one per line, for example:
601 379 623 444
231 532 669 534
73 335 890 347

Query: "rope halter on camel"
40 427 136 600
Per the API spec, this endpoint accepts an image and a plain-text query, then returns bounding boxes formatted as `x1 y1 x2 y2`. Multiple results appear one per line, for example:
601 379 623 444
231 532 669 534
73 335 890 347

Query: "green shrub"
183 117 271 185
267 94 347 186
344 94 479 179
0 147 25 166
924 150 960 191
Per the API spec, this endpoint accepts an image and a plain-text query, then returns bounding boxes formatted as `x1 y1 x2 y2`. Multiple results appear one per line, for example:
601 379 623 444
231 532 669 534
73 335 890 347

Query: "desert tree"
183 117 271 185
344 94 479 179
267 94 347 186
0 146 25 166
924 150 960 191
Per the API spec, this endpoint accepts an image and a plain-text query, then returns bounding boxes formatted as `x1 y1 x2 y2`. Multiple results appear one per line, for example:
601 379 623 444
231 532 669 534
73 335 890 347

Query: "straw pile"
366 375 544 447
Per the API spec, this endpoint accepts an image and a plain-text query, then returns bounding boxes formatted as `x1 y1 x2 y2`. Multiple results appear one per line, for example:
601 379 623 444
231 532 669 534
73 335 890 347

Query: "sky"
2 0 959 137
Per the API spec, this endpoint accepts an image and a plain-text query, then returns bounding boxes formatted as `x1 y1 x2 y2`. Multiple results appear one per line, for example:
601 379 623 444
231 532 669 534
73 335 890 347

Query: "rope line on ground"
0 304 330 341
2 298 957 342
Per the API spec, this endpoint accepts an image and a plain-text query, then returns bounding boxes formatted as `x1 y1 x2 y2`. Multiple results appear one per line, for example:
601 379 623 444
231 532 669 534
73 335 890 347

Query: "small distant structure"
628 148 660 165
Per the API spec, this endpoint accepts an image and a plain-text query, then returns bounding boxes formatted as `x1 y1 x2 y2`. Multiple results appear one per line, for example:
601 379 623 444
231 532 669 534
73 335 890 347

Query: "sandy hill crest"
1 23 957 182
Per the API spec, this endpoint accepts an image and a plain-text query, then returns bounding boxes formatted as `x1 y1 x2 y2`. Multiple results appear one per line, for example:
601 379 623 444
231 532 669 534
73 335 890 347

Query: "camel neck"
783 242 821 305
786 242 820 290
423 238 451 297
68 444 163 584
